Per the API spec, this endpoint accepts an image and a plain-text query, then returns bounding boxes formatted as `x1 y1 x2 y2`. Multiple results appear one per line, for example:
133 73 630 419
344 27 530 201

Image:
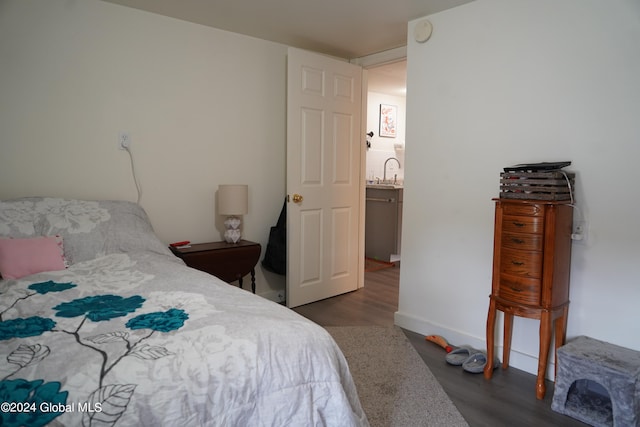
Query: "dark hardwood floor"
292 264 399 327
292 264 587 427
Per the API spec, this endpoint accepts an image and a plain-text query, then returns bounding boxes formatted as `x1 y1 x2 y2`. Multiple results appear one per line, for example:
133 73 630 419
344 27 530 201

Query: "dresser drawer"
501 203 544 217
502 215 544 234
498 274 541 306
500 247 542 278
501 232 543 251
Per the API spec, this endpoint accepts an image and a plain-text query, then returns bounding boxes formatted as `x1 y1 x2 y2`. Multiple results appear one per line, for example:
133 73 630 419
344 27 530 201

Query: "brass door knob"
292 194 303 203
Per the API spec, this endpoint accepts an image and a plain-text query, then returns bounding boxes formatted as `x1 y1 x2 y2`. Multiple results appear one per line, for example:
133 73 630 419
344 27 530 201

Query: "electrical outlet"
572 221 588 242
118 131 131 150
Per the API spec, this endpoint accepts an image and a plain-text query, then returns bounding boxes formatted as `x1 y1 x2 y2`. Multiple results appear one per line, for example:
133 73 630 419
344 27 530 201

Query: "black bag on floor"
262 200 286 275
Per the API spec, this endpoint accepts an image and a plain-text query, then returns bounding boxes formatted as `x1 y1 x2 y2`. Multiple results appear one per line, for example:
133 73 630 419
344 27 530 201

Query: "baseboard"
257 289 286 304
394 310 555 379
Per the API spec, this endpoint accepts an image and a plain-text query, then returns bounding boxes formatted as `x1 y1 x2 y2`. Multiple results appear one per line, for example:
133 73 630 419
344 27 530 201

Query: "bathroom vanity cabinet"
365 187 403 262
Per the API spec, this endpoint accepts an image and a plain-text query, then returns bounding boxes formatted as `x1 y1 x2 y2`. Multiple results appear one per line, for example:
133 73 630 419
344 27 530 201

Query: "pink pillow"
0 235 67 280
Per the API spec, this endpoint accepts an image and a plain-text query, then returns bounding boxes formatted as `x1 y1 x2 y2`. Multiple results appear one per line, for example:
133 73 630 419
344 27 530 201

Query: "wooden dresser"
484 198 573 399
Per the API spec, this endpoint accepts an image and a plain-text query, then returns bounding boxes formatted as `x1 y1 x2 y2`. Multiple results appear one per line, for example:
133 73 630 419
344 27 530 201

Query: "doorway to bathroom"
364 60 407 267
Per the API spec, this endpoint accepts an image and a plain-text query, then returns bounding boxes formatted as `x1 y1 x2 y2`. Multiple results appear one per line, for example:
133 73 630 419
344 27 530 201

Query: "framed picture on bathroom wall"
379 104 397 138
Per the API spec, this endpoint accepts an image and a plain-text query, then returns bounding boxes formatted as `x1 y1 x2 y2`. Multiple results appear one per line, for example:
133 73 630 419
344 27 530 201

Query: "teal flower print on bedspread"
28 280 76 294
1 281 77 323
0 379 68 427
0 317 56 341
126 308 189 332
53 295 145 322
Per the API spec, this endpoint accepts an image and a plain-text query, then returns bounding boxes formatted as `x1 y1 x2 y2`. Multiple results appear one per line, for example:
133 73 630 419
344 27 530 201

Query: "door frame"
352 47 407 286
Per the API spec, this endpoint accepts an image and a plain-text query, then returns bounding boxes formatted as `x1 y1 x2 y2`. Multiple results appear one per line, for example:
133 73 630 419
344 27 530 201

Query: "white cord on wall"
560 169 585 241
559 170 575 206
124 146 142 204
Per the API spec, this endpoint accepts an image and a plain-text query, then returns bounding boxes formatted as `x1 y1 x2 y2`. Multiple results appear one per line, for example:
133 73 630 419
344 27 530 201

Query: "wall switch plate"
118 131 131 150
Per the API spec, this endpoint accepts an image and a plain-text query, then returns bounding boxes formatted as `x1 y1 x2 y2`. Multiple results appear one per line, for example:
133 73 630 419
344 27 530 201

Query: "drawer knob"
511 260 525 266
509 286 523 293
512 221 525 228
511 237 525 244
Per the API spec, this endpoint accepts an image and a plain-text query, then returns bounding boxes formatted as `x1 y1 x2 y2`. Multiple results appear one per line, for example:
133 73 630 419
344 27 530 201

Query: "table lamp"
218 184 248 243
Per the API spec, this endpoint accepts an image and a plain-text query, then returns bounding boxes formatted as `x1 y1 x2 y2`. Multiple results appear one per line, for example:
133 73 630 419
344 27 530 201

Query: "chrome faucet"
383 157 401 183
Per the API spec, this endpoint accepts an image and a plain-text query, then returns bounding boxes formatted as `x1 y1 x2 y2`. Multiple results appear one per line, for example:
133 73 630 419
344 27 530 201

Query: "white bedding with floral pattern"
0 198 368 427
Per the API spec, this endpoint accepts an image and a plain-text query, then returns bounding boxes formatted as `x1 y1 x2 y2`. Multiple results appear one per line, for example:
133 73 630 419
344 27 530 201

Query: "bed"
0 197 368 427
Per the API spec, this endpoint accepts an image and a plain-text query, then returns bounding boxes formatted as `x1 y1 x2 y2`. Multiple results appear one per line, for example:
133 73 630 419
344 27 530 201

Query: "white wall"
398 0 640 377
366 92 406 183
0 0 288 299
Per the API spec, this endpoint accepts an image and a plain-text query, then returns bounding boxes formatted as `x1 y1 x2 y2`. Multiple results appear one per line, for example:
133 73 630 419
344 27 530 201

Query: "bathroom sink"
366 184 403 189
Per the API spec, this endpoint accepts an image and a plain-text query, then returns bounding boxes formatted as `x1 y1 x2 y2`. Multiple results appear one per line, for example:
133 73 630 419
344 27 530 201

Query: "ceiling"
101 0 473 59
368 61 408 97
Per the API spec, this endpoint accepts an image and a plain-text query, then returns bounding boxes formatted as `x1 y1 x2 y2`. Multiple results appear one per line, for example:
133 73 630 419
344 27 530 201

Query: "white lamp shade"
218 185 248 215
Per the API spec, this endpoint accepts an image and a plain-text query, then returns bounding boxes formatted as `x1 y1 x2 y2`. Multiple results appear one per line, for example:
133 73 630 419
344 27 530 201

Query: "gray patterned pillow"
0 198 172 264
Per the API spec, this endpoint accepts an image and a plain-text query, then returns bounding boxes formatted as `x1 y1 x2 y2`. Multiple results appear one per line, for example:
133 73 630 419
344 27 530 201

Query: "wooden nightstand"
169 240 262 293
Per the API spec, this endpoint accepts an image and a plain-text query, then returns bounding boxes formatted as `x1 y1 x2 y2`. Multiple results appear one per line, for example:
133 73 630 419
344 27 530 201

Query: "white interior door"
286 47 363 308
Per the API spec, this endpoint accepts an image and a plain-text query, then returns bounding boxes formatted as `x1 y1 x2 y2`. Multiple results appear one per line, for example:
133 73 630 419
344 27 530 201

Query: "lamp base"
224 228 242 244
223 216 242 243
